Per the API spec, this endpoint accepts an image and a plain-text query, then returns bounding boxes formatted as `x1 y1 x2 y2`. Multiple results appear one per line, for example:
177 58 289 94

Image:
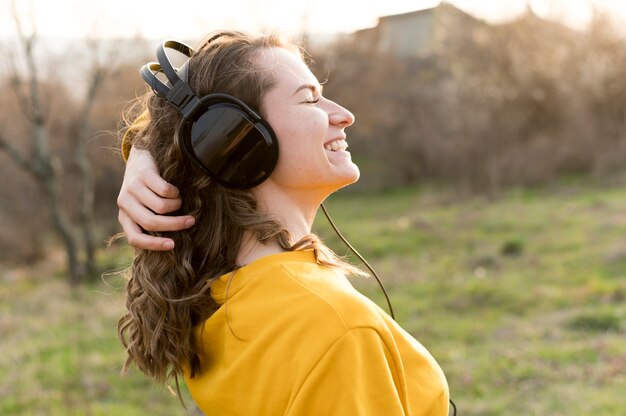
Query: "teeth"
325 140 348 152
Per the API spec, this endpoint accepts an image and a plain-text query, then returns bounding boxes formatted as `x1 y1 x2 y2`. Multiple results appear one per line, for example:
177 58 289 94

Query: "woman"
118 31 449 415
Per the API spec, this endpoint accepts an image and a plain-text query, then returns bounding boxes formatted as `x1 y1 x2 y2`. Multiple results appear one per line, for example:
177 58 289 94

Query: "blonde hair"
117 31 364 399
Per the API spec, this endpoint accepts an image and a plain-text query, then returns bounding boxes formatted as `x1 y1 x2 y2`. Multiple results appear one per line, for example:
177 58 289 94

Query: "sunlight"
2 0 625 40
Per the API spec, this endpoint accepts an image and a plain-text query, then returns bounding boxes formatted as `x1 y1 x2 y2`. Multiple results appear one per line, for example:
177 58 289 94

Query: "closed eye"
295 83 323 104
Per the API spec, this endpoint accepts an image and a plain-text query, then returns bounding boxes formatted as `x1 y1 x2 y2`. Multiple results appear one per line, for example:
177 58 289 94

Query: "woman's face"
256 47 358 199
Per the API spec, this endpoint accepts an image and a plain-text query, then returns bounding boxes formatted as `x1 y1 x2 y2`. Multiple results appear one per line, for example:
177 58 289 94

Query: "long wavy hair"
117 31 364 397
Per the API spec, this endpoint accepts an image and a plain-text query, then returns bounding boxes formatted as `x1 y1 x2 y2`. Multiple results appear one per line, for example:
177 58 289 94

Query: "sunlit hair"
117 30 365 400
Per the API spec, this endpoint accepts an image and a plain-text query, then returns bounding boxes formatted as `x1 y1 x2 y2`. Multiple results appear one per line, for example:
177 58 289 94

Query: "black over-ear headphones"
140 40 279 189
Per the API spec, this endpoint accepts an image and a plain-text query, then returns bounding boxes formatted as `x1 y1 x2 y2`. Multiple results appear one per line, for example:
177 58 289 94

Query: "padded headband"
140 40 201 119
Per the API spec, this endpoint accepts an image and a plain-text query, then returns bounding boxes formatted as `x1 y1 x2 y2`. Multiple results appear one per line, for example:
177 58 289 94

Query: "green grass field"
1 180 625 415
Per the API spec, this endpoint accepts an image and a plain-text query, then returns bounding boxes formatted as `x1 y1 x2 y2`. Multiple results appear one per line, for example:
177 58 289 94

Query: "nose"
327 99 355 128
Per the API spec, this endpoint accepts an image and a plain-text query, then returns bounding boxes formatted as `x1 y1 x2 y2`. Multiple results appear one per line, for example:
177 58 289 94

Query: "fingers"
121 199 195 233
119 146 195 251
142 169 181 200
126 147 180 199
135 186 182 215
118 211 176 251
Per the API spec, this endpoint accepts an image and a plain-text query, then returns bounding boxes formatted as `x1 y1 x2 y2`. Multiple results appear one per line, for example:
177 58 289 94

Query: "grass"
317 180 626 415
2 179 626 415
0 249 198 416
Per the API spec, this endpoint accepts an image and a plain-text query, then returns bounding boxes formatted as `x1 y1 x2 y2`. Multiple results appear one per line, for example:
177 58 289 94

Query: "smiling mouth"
324 140 348 152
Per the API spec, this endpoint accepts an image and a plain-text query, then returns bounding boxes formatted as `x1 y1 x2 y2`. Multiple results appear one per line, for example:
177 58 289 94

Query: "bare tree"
0 4 114 283
74 37 119 276
0 6 84 283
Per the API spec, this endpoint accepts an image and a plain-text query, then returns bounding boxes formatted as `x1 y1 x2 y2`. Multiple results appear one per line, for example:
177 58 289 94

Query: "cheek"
273 112 326 151
271 122 326 179
264 105 330 175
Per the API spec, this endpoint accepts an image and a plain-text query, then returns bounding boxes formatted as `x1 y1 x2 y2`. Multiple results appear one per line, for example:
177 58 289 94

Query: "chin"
334 165 360 191
347 167 360 184
347 161 360 180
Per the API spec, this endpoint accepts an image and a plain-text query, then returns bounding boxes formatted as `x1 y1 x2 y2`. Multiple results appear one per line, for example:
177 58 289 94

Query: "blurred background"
1 0 625 414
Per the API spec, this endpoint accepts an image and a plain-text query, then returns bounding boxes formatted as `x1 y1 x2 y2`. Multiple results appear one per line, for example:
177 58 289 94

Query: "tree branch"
8 72 34 123
12 0 47 161
0 134 37 176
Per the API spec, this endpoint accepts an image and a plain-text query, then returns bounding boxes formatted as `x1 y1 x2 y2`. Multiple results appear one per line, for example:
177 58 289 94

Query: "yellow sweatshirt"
184 250 449 415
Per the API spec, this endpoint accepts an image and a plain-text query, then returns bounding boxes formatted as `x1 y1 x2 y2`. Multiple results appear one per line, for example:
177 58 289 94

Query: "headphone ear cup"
181 101 278 189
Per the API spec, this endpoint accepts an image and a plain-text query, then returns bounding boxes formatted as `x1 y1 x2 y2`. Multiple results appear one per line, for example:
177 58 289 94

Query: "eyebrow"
292 83 323 96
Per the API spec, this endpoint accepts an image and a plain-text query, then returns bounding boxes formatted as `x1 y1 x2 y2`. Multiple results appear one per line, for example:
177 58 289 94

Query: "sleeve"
286 327 407 416
121 129 133 162
121 110 149 162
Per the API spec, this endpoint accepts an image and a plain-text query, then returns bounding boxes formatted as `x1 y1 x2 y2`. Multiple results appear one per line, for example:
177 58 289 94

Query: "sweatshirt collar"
210 250 316 304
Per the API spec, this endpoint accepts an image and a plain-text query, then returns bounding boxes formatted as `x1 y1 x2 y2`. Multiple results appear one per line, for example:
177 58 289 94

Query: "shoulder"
267 259 388 334
210 251 389 346
251 260 395 367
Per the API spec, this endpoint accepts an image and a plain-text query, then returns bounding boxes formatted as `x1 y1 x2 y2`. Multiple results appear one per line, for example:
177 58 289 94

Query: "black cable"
320 203 395 320
450 397 457 415
320 202 457 416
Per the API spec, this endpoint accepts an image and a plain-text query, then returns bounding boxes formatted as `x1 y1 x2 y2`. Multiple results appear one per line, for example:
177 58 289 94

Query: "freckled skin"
257 47 359 200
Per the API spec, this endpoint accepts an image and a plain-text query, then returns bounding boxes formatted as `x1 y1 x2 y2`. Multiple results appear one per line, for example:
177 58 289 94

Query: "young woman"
117 31 449 415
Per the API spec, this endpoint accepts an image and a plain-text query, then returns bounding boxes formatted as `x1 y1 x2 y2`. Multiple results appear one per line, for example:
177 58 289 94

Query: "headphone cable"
320 202 457 416
320 203 395 320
